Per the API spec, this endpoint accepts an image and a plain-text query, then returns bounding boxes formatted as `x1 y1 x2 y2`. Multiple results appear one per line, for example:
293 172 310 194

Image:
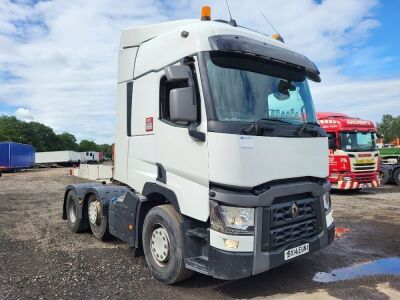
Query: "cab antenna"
260 11 284 42
225 0 237 27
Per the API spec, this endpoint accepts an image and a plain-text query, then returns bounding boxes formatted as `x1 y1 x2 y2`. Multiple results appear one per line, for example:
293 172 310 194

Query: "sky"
0 0 399 143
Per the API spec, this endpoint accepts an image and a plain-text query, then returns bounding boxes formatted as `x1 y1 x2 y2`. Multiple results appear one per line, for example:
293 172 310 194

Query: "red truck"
317 112 380 190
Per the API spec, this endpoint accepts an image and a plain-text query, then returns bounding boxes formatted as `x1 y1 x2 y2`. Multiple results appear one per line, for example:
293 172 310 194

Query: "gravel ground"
0 168 399 299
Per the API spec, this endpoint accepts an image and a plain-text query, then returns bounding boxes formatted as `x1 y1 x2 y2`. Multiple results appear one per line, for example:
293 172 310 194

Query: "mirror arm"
188 123 206 142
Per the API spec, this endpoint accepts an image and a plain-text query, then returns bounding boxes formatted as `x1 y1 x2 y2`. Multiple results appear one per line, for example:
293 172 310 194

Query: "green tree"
97 144 112 159
0 115 113 154
377 114 400 143
57 132 79 151
0 127 11 141
79 140 98 152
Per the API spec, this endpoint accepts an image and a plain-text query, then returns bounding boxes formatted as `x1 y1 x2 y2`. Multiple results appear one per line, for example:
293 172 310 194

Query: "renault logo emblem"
291 202 299 218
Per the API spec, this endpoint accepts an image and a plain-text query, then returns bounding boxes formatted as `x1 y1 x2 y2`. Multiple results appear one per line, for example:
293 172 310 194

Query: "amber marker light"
272 33 284 42
201 6 211 21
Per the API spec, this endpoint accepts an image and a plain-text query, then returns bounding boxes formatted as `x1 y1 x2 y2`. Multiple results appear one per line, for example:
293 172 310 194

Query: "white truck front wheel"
142 205 193 284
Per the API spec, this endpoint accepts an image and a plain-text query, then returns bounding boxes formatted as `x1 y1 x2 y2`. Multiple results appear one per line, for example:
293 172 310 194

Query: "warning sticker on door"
240 136 254 150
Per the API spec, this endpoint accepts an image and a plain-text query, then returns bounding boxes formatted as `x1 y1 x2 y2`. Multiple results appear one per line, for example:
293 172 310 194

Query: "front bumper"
330 172 380 189
207 179 335 280
208 224 335 280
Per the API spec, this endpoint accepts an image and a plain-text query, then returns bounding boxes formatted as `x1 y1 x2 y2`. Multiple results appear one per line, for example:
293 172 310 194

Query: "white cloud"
15 107 34 122
0 0 398 143
312 78 400 123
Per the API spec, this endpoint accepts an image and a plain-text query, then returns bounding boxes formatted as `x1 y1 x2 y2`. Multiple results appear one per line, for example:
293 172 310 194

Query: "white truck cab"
63 8 334 284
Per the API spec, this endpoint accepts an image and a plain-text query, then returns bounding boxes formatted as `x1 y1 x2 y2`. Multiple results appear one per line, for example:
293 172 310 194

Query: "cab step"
186 228 207 240
185 256 210 275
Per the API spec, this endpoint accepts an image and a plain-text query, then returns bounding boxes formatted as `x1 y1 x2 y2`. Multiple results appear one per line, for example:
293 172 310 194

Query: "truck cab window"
328 133 336 149
160 61 201 125
159 76 185 122
204 51 317 124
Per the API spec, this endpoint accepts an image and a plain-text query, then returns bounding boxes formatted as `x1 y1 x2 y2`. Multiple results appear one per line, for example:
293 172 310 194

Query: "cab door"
155 58 210 221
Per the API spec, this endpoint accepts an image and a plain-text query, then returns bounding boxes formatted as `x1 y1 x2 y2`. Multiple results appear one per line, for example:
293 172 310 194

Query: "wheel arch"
133 183 182 256
142 182 181 213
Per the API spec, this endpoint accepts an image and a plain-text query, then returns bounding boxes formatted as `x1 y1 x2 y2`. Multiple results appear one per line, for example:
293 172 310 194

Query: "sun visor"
208 35 321 82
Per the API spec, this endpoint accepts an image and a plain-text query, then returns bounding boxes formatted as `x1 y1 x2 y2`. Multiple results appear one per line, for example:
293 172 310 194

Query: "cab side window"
159 59 201 125
328 133 337 149
159 77 188 122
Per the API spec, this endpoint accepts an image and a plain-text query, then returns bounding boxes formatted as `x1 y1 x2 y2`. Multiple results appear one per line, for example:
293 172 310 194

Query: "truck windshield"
340 132 376 152
204 51 317 124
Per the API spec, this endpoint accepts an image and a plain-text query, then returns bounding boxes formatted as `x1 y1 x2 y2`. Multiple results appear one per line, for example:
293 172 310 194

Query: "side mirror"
165 65 192 83
328 137 336 149
169 87 197 122
164 65 197 123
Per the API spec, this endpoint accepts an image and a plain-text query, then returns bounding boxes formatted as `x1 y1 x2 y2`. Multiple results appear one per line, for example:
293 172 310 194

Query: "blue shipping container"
0 142 35 170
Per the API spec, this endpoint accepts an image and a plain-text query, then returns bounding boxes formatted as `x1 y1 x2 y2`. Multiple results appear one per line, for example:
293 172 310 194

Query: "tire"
66 190 88 233
142 205 193 284
379 168 390 185
393 168 400 186
87 194 110 240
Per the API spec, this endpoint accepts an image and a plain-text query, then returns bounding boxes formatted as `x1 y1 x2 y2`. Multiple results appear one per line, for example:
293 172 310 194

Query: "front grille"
271 219 318 248
271 198 315 227
353 164 376 171
354 174 376 182
261 197 321 251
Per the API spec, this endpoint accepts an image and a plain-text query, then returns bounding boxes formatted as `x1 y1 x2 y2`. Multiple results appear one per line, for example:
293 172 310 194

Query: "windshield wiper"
241 118 294 135
258 118 294 124
297 121 323 137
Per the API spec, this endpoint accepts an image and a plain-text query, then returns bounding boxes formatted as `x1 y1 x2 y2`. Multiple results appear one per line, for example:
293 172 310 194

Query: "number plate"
356 158 374 164
284 243 309 261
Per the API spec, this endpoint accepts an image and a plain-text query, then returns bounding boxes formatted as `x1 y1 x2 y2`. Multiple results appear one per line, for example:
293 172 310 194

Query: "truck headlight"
210 201 254 235
322 192 331 212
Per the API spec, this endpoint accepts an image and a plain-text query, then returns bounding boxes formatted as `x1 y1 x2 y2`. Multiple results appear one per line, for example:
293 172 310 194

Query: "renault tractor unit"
317 112 380 190
62 8 334 284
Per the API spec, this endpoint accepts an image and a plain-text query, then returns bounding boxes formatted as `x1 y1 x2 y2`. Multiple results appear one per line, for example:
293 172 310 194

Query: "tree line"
0 116 112 158
377 114 400 143
1 113 399 155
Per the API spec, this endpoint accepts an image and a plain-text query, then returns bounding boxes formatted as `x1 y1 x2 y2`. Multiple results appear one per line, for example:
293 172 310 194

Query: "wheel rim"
88 200 100 225
379 172 384 180
150 225 170 267
68 197 76 223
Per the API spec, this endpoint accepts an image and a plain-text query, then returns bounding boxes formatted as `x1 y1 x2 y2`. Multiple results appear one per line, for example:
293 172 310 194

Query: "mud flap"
109 191 141 247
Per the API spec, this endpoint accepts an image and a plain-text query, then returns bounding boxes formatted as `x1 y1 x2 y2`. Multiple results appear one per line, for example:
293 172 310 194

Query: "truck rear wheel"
393 168 400 185
66 190 88 233
142 205 193 284
379 168 390 185
88 194 110 240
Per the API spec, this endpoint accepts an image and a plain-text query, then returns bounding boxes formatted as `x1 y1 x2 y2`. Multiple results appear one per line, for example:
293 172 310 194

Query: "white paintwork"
35 151 81 164
208 133 328 187
118 47 138 83
132 21 292 79
125 60 210 221
326 210 334 228
120 20 197 48
113 19 328 223
113 83 129 183
210 229 254 252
